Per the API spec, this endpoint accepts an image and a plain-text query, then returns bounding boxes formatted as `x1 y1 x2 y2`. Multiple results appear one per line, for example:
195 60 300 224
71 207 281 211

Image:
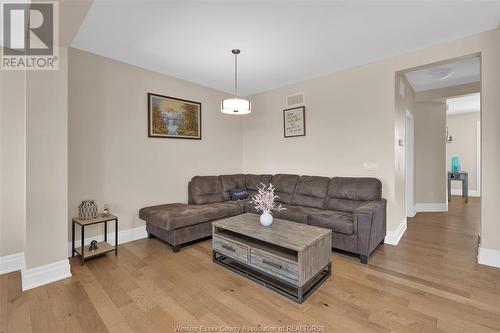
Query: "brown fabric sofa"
139 174 386 263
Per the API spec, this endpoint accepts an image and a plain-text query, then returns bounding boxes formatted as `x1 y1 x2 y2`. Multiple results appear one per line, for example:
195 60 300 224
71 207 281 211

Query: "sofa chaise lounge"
139 174 386 264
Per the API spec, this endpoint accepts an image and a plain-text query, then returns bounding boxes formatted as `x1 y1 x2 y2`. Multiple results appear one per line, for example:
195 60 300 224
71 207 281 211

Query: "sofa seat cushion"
243 200 259 214
272 204 323 224
309 210 354 235
139 202 240 231
225 199 250 213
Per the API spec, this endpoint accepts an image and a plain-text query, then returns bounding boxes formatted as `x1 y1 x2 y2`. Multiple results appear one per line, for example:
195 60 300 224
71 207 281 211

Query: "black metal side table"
448 171 468 203
72 214 118 265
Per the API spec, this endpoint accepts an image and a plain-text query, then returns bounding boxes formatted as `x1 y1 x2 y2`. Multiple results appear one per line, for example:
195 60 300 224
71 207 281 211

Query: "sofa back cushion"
219 174 246 201
271 174 299 204
291 176 331 208
325 177 382 212
245 174 273 199
190 176 224 205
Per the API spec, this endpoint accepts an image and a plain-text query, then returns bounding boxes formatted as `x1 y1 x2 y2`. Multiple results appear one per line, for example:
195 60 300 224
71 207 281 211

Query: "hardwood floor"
2 197 500 332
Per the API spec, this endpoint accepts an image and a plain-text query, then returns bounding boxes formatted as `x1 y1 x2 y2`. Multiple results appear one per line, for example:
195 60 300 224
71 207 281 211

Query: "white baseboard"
2 225 146 290
21 259 71 291
385 218 407 245
0 252 25 275
478 247 500 268
67 224 147 257
451 189 480 197
407 206 417 218
414 203 448 213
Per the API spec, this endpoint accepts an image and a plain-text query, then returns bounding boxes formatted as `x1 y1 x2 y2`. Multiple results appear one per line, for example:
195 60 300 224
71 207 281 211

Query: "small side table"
72 214 118 265
448 171 468 203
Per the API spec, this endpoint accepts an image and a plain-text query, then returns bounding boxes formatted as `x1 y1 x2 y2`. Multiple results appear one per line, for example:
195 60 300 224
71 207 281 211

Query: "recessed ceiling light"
429 67 455 80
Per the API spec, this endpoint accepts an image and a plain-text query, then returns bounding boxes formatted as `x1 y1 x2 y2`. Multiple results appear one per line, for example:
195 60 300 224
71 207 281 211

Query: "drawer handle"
262 259 282 269
221 244 235 252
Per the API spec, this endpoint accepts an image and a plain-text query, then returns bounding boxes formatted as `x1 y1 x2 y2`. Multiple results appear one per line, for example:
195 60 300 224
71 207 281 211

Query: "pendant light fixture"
221 49 251 115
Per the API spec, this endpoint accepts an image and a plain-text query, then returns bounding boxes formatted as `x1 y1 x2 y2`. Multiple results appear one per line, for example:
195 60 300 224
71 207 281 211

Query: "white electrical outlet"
363 162 379 171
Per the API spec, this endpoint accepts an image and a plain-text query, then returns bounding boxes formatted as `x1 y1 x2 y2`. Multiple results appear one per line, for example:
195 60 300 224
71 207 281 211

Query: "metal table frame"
72 215 118 265
448 171 468 203
213 250 331 304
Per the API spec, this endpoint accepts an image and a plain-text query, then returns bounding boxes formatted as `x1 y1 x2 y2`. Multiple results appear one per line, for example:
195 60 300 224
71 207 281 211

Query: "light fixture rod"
234 52 237 95
232 49 240 97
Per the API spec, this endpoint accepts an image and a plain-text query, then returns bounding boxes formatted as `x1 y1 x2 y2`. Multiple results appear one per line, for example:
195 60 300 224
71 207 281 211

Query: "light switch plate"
363 162 379 171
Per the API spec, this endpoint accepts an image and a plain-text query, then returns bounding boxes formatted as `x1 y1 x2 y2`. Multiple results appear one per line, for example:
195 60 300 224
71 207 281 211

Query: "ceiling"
405 57 481 92
446 93 480 115
72 1 500 96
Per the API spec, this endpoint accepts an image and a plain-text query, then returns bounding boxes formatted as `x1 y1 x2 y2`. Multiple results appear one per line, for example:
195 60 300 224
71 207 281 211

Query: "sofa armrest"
354 199 387 262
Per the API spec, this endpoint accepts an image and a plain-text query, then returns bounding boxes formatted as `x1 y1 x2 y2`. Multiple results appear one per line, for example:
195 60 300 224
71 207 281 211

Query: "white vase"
260 211 273 226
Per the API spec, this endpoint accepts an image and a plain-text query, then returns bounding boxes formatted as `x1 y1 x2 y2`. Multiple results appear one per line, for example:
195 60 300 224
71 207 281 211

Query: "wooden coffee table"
212 213 332 303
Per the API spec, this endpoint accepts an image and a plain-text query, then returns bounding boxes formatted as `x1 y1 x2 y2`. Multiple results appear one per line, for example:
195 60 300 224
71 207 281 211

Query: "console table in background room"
448 171 468 203
72 214 118 265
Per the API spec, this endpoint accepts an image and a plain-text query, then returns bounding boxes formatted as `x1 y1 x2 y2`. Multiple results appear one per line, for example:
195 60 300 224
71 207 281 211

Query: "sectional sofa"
139 174 386 264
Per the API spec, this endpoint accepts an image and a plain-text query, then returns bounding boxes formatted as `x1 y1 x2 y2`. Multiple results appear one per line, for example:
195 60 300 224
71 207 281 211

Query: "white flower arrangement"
251 183 285 214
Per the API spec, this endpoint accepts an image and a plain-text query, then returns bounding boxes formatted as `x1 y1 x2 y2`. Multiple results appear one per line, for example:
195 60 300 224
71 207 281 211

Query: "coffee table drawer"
250 248 298 282
213 235 248 262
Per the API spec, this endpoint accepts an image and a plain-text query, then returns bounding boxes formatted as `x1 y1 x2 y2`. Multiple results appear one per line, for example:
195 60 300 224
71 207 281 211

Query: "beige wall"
414 101 447 204
447 112 480 192
68 48 243 240
0 67 26 257
244 29 500 250
0 1 89 276
480 29 500 252
25 48 69 269
243 62 400 231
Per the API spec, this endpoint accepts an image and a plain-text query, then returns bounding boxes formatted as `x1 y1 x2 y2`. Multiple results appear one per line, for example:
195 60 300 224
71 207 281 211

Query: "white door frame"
477 120 481 195
405 110 415 217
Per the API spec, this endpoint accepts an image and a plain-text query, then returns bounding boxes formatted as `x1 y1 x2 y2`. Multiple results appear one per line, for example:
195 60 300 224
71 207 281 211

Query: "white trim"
68 224 147 257
476 120 481 195
478 247 500 268
21 259 71 291
407 206 417 218
385 218 407 245
405 110 415 219
450 189 480 197
0 252 25 275
414 203 448 213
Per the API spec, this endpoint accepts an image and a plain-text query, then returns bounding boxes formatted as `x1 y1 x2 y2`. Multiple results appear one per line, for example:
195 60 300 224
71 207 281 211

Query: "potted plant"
251 183 285 226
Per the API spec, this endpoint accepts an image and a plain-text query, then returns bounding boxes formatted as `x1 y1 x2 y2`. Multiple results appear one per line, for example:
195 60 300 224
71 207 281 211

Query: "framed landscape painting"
283 106 306 138
148 93 201 139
